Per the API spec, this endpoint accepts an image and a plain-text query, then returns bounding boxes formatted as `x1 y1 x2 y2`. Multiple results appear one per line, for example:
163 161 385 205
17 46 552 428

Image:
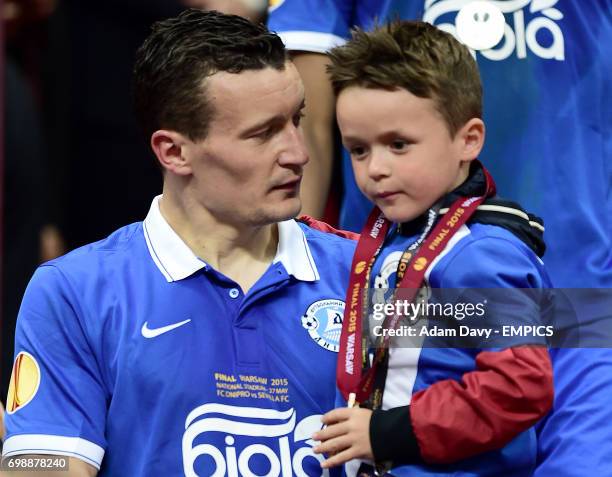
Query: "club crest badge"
301 299 344 352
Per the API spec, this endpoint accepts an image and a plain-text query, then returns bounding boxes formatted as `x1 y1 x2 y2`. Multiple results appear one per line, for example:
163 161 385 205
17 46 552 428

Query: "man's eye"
293 111 305 127
252 128 273 140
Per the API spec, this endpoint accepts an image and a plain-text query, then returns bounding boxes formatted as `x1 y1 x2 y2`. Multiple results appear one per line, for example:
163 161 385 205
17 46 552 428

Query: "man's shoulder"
296 216 359 254
44 222 144 280
16 223 148 342
295 217 358 270
297 216 359 242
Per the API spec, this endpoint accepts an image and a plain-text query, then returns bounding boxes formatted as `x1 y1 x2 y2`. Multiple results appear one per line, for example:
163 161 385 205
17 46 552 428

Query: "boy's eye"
349 146 367 158
390 140 409 151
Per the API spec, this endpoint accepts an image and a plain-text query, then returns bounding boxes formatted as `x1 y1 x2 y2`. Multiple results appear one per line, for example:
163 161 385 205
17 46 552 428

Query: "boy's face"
337 86 474 223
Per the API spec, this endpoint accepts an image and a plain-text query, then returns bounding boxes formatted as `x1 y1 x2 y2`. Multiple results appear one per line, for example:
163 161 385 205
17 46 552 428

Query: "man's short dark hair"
133 9 287 141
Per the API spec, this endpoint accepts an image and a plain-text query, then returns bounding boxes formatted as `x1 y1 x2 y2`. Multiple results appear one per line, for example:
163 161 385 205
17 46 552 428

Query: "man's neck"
159 191 278 294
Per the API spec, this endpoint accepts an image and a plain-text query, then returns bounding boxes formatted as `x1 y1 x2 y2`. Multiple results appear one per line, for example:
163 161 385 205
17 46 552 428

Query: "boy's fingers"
320 447 357 469
321 407 352 424
312 421 348 442
313 434 350 455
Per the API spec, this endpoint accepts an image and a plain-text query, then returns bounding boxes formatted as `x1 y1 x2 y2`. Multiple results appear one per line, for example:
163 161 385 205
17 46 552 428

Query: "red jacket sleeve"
410 346 553 463
370 346 553 465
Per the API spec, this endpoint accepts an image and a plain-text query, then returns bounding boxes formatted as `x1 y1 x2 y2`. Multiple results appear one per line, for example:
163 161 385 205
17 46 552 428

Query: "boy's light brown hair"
327 20 482 137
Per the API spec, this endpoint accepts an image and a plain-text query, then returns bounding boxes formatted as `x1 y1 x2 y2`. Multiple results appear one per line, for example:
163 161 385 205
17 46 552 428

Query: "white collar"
143 195 319 283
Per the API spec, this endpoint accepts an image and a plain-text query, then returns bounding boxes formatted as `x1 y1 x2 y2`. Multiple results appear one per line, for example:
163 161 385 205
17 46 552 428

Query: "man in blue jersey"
269 1 612 474
2 9 357 476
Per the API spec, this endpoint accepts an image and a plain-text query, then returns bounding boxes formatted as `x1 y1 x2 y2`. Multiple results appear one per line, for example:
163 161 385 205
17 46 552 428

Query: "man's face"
183 62 308 227
337 86 468 223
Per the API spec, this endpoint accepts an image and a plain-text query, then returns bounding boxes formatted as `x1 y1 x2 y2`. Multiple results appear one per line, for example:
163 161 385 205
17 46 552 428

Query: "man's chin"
275 198 302 221
251 199 302 225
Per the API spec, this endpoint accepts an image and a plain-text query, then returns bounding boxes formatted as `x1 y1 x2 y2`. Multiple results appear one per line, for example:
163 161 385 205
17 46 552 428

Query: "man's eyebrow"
240 115 280 138
239 99 306 138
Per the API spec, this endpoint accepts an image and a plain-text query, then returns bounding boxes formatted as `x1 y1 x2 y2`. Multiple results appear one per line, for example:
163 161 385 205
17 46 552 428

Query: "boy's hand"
312 407 374 468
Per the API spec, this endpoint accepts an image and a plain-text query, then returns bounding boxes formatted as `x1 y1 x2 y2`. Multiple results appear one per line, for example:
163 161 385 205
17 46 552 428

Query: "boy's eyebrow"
342 130 417 144
379 130 416 142
239 98 306 137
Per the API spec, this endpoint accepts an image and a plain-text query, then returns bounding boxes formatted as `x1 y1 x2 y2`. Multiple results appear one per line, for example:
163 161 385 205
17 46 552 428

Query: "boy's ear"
150 130 193 176
456 118 485 163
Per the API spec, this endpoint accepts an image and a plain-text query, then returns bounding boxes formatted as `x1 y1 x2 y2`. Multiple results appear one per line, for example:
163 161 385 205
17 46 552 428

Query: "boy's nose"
367 149 392 180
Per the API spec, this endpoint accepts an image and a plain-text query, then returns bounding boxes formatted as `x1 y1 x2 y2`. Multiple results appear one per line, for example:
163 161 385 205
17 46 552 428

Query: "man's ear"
150 130 193 176
456 118 485 163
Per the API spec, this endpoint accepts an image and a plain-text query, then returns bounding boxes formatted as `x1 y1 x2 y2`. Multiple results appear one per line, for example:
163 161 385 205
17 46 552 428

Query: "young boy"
312 21 554 476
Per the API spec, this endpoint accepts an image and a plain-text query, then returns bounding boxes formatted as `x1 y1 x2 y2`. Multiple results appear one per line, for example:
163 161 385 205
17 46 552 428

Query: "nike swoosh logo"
141 319 191 338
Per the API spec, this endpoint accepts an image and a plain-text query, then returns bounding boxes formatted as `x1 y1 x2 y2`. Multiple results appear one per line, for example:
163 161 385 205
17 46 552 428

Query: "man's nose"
278 124 309 167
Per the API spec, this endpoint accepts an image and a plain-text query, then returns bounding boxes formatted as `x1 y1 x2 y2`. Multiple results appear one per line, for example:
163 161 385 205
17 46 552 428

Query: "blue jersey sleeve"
268 0 424 53
267 0 354 52
2 265 107 469
535 347 612 477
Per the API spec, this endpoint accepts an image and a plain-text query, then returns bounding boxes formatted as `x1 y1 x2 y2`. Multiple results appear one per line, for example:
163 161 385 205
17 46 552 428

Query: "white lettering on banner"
461 196 480 208
370 216 386 239
345 333 355 374
424 0 565 61
182 404 329 477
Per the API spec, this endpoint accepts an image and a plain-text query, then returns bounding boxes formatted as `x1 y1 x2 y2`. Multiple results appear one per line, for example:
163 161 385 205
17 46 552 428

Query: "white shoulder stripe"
438 204 545 232
276 31 346 53
424 224 471 281
2 434 105 469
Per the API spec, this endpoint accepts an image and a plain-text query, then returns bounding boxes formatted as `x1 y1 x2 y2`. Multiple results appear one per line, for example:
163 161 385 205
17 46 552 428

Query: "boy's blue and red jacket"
333 163 554 476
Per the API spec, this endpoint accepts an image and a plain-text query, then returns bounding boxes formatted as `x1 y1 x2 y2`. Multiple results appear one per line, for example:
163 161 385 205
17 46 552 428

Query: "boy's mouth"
374 191 400 200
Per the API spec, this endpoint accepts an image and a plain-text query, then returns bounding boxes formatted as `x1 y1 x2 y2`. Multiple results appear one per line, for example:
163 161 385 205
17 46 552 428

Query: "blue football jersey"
3 196 356 476
268 0 423 53
425 0 612 290
420 4 612 475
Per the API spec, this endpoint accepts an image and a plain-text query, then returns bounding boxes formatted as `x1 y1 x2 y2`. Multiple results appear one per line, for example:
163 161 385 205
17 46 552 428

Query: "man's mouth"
273 178 302 190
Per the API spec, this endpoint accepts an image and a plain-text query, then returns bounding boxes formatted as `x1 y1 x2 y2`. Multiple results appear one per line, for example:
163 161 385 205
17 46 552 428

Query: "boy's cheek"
352 170 372 197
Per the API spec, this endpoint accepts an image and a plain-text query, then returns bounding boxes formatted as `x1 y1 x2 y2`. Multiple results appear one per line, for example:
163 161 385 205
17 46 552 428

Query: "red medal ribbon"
337 163 496 403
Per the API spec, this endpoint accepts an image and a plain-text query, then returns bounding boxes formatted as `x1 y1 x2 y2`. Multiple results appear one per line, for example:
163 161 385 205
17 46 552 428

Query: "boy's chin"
376 203 426 224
